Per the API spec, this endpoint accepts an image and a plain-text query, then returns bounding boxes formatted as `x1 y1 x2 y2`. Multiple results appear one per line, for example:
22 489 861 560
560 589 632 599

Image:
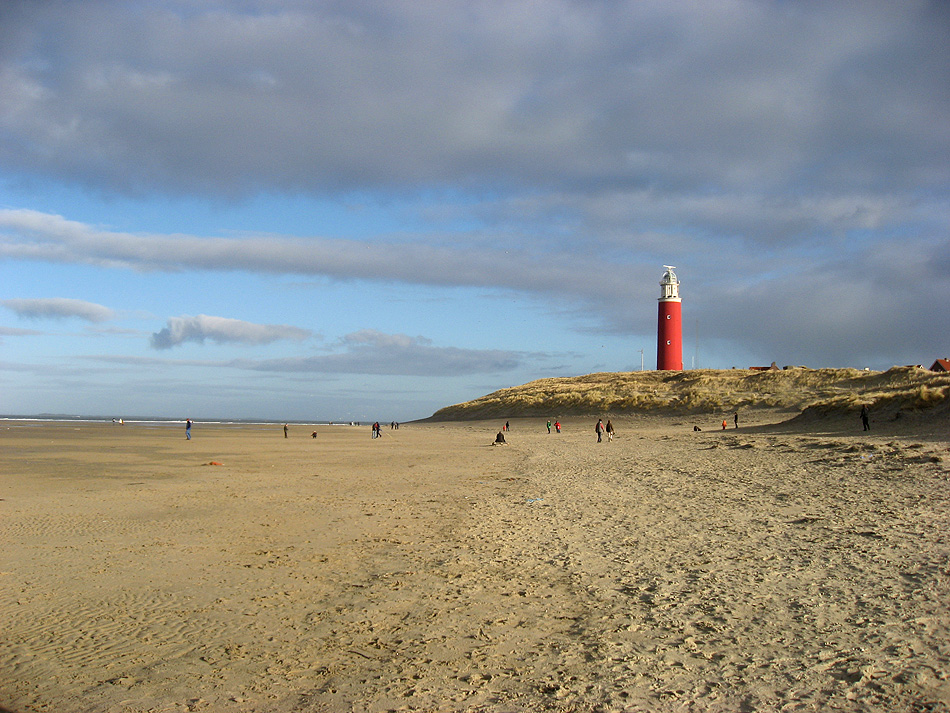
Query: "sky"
1 0 948 422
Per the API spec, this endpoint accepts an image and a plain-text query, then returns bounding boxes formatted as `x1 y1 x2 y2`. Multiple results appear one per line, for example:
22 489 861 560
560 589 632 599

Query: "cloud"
83 354 229 368
0 325 43 346
2 207 948 370
236 329 521 376
0 2 946 198
0 1 947 375
150 314 312 349
88 329 522 377
2 297 115 322
0 326 43 336
0 208 625 300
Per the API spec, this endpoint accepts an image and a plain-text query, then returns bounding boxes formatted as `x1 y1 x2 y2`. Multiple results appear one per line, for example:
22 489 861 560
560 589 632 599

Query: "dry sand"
1 414 949 712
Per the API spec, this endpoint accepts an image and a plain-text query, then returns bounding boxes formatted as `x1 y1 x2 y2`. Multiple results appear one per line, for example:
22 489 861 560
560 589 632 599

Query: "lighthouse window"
666 314 671 319
666 340 671 345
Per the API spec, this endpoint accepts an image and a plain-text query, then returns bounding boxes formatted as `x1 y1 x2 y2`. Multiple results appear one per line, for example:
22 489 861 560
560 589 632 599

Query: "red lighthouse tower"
657 265 683 371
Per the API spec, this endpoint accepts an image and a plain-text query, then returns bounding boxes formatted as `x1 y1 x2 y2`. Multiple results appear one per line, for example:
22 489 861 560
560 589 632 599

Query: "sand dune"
428 366 950 425
1 414 948 712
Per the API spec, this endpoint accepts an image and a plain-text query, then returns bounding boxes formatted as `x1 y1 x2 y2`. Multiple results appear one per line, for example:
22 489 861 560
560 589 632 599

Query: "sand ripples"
2 420 948 712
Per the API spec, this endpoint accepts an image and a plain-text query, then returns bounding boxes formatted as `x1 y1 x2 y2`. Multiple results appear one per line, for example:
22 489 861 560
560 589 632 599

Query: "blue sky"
1 0 948 422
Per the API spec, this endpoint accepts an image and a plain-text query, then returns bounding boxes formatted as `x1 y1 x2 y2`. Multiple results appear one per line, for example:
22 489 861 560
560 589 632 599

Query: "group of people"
493 419 616 444
594 418 615 442
721 412 739 429
373 421 401 437
185 403 878 446
181 402 876 446
182 420 397 440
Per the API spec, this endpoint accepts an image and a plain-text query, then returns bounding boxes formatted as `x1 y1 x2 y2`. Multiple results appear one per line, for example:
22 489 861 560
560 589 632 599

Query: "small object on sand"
693 425 702 431
204 461 224 466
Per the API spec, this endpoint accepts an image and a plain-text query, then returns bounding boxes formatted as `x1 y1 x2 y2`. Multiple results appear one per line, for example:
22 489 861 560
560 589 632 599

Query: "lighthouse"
657 265 683 371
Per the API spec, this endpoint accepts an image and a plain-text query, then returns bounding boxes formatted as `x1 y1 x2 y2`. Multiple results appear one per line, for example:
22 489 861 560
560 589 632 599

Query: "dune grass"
426 366 950 422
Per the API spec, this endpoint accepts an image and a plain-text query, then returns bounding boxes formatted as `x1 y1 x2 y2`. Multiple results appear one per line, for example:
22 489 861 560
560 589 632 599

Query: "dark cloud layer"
1 1 947 198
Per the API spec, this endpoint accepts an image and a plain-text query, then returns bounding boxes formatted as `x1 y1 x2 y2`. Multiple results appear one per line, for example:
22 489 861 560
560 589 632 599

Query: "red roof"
931 359 950 372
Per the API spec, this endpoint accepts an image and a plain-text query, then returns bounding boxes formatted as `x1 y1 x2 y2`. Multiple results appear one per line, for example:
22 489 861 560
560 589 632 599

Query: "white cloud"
2 297 115 322
0 208 621 299
150 314 312 349
2 206 948 370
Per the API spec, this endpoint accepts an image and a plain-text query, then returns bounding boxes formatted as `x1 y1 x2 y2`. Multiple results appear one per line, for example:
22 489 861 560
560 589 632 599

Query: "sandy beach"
2 414 948 712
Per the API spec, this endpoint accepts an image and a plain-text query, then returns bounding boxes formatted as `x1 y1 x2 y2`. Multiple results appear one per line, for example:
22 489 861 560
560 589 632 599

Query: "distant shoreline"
0 416 367 426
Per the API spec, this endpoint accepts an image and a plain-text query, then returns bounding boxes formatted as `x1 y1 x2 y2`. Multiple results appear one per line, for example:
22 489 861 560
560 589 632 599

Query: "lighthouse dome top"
659 265 680 300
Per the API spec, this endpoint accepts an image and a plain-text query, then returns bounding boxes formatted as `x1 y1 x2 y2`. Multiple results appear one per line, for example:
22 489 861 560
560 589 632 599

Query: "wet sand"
1 415 948 712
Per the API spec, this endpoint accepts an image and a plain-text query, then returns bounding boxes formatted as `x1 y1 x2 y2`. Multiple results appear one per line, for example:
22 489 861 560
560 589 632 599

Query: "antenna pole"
694 319 699 369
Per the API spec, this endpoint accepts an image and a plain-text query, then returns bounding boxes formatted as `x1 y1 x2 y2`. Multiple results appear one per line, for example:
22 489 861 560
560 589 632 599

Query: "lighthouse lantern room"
657 265 683 371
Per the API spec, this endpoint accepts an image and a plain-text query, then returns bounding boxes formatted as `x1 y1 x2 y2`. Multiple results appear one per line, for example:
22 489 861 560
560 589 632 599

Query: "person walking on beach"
555 421 561 433
861 404 870 431
734 411 739 428
547 420 552 434
596 419 604 442
605 420 614 442
283 423 289 438
505 421 510 432
185 419 192 440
